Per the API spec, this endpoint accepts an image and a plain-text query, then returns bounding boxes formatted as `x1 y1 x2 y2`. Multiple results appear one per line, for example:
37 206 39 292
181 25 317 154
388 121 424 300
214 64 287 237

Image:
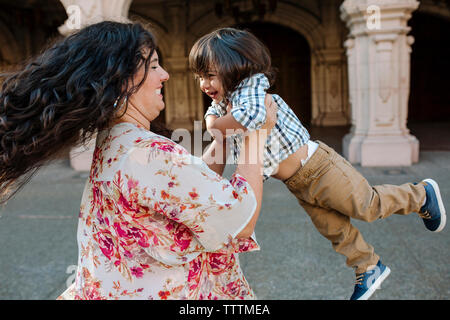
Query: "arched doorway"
408 12 450 150
202 22 312 127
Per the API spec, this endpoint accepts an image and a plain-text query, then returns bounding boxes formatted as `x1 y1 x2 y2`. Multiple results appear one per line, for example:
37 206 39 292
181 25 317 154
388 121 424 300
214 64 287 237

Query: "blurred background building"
0 0 449 168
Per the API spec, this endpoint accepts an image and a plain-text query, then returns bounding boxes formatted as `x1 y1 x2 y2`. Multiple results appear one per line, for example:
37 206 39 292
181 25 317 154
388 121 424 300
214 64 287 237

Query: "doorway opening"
408 12 450 150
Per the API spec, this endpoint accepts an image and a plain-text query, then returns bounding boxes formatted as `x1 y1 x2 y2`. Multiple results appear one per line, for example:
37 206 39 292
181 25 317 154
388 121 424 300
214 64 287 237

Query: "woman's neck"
113 100 151 131
114 114 150 131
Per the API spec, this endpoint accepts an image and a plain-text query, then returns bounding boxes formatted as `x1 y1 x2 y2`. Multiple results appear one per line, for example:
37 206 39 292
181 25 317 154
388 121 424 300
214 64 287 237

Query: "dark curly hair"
189 27 276 102
0 21 170 204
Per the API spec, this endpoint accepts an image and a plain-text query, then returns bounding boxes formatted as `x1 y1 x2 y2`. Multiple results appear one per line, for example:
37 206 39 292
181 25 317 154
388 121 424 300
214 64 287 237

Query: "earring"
114 96 127 109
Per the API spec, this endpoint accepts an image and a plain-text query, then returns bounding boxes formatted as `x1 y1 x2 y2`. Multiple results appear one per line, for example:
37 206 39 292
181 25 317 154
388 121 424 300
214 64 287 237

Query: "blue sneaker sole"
355 266 391 300
423 179 446 233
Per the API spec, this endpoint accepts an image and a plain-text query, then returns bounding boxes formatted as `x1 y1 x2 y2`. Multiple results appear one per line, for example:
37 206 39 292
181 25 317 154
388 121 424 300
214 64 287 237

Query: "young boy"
189 27 446 300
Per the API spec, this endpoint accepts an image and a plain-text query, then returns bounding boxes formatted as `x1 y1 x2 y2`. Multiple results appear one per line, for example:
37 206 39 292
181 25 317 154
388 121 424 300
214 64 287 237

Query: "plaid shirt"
205 73 310 181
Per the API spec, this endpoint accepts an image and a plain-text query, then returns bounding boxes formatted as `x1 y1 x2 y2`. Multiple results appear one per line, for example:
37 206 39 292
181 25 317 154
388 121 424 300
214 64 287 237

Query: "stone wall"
1 0 449 169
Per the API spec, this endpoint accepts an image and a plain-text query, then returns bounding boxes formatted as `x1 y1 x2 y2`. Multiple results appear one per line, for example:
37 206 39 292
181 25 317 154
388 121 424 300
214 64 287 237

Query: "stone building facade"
0 0 449 169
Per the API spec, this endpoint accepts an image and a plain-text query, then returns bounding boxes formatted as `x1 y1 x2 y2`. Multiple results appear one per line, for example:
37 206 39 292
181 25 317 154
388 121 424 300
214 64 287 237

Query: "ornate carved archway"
187 1 348 127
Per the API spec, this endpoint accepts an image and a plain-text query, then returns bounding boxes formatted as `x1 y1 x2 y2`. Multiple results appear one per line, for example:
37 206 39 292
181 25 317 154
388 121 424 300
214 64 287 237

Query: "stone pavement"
0 150 449 300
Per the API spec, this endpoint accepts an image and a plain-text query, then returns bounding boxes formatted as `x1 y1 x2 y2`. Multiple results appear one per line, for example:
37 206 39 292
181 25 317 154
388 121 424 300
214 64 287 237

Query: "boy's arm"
207 92 274 141
205 114 218 132
208 113 247 140
205 101 232 140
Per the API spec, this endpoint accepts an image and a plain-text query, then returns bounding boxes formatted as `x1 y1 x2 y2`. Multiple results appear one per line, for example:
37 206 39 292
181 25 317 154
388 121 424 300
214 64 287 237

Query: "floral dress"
58 122 260 300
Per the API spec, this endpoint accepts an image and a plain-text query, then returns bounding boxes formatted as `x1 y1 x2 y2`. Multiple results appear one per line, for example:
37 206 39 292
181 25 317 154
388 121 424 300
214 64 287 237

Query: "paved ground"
0 147 449 300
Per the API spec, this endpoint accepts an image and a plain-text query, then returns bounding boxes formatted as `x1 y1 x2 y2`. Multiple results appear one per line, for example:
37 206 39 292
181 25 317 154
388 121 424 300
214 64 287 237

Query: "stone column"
312 48 349 126
312 0 349 126
163 3 195 131
340 0 419 166
58 0 131 35
165 55 194 131
59 0 132 171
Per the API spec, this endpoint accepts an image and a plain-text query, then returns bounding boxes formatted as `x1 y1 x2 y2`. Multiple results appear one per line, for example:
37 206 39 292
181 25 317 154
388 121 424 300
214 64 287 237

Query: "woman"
0 21 276 299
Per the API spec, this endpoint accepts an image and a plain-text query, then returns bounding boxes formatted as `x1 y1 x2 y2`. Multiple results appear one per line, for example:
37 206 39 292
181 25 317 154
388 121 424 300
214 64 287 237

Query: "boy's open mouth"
206 91 218 99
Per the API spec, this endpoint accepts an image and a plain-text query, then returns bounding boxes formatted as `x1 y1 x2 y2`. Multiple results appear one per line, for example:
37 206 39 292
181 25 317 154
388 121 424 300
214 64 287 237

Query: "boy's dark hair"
189 27 276 101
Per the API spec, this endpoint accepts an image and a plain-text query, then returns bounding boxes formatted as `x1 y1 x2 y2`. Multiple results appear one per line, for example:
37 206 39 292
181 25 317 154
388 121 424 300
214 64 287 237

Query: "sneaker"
350 260 391 300
419 179 446 233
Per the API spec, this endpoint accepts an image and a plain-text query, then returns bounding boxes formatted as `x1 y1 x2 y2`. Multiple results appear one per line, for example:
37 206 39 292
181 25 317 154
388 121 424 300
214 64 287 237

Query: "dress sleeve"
113 137 259 265
230 74 270 131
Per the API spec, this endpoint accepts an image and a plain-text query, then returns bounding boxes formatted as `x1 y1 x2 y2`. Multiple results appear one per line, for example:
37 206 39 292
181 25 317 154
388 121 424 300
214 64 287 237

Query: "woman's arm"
203 94 276 239
233 131 266 239
234 95 277 239
202 138 227 176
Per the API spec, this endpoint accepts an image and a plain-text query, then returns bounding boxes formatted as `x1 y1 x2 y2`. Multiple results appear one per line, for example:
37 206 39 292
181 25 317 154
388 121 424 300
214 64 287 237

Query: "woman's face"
128 50 169 122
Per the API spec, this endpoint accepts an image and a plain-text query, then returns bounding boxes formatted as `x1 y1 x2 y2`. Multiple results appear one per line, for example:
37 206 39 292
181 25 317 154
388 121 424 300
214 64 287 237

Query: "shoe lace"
355 274 365 285
418 210 431 219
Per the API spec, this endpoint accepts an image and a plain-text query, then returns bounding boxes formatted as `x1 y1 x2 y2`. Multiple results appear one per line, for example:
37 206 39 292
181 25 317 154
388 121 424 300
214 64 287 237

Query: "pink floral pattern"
58 122 259 300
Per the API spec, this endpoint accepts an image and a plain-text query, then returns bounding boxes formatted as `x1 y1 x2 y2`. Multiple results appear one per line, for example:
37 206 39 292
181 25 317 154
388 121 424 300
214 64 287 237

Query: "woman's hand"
226 102 233 114
261 93 277 132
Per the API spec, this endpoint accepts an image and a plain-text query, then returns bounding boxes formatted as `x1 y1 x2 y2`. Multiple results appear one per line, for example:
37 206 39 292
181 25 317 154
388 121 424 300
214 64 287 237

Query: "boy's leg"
301 142 426 222
283 152 381 274
298 198 379 274
283 140 441 299
283 140 425 268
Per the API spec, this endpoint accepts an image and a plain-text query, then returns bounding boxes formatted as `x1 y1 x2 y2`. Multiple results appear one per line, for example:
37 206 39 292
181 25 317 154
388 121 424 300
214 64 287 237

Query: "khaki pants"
283 141 426 274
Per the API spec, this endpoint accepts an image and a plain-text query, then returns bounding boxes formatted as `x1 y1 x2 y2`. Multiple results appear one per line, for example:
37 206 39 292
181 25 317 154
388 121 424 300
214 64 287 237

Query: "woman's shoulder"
107 122 182 150
90 123 189 180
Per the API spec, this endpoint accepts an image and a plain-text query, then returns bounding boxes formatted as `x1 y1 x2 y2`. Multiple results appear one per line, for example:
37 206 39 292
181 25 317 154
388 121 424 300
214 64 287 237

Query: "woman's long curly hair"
0 21 170 204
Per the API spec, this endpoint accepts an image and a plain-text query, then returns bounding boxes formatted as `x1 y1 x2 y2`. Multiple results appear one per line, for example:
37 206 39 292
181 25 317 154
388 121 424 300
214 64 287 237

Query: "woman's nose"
161 68 169 82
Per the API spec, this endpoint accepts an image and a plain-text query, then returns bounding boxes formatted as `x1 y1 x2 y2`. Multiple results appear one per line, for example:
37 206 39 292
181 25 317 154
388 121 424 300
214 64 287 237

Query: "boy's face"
197 69 224 103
